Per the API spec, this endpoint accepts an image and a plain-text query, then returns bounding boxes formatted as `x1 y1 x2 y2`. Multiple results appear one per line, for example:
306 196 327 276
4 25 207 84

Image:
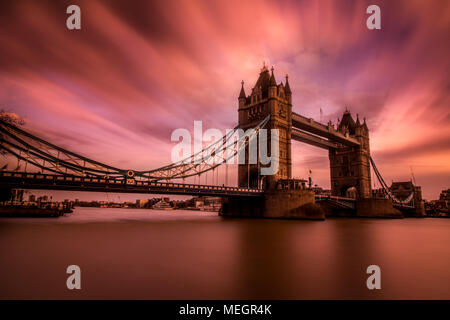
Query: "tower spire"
269 66 276 86
285 74 291 94
239 80 246 99
261 61 268 72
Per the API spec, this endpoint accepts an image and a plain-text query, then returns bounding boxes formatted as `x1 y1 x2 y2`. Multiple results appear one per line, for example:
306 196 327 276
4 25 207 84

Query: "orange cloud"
0 0 448 199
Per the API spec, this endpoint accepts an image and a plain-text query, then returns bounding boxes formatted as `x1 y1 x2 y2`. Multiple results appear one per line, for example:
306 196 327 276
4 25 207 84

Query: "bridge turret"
285 75 292 104
269 67 277 98
278 82 285 99
239 81 246 107
329 109 372 199
338 110 356 135
355 115 370 149
354 114 363 137
238 65 292 188
363 117 368 130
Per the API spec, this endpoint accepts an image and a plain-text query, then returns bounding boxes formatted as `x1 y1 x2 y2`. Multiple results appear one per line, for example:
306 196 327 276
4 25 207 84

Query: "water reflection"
0 208 449 299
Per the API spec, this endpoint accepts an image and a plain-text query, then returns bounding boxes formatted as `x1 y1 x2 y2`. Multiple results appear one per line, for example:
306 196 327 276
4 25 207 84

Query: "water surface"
0 207 449 299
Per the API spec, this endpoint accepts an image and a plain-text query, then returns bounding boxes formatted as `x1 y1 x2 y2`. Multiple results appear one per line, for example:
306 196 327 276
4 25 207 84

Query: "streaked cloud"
0 0 448 199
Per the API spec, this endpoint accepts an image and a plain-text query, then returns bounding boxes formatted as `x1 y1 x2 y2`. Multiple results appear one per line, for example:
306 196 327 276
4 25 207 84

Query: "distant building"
136 199 149 208
11 189 23 202
171 200 188 209
28 194 36 202
439 189 450 205
153 198 172 210
37 195 49 203
194 197 204 208
390 181 425 216
390 181 420 201
194 196 222 211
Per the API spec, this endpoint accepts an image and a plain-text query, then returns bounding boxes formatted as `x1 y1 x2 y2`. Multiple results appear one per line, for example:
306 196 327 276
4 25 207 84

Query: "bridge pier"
355 198 403 218
220 180 325 220
220 196 409 219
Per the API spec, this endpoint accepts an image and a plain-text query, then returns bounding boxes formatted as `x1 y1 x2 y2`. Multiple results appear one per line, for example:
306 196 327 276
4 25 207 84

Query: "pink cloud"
0 0 448 199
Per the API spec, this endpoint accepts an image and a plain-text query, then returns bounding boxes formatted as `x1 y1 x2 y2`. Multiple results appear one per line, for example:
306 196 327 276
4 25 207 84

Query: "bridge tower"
329 111 372 199
237 65 292 188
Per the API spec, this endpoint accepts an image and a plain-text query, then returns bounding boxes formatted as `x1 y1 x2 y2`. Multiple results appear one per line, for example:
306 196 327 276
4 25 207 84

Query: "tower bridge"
0 65 424 218
236 65 372 201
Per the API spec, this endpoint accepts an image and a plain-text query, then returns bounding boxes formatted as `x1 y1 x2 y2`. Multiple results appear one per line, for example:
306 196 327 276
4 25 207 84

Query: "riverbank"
0 206 68 217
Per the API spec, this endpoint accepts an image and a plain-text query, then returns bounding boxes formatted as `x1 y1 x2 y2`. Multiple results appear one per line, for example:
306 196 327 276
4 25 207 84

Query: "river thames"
1 207 449 299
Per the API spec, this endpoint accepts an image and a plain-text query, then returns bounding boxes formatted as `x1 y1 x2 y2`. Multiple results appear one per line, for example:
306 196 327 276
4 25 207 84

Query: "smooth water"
1 207 449 299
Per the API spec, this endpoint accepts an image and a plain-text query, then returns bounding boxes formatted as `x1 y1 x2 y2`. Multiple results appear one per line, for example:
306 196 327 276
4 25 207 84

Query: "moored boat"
0 206 64 217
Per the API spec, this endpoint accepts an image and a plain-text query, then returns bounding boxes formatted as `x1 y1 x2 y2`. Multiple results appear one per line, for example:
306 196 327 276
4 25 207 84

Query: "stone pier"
356 198 403 218
220 179 325 220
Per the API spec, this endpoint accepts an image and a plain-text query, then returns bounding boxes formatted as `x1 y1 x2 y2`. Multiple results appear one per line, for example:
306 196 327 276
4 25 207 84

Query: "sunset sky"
0 0 449 200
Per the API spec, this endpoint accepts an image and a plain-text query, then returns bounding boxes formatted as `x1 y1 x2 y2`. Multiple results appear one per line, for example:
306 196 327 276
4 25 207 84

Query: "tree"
0 110 24 126
0 110 25 156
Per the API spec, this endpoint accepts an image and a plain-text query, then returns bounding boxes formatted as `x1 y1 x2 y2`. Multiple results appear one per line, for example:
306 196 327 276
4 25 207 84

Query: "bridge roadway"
0 171 358 205
291 112 360 149
0 171 263 197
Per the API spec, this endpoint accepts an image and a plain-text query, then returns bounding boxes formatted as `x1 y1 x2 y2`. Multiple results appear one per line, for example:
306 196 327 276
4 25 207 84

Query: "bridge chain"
0 115 270 184
370 156 414 206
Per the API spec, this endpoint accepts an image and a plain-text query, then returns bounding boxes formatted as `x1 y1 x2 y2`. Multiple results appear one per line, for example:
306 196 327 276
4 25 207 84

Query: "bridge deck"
0 171 363 206
292 128 340 150
292 112 360 148
314 194 356 209
0 171 263 197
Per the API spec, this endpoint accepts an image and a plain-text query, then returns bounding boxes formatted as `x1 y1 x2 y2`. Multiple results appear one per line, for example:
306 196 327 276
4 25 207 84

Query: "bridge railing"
0 171 264 195
314 194 356 202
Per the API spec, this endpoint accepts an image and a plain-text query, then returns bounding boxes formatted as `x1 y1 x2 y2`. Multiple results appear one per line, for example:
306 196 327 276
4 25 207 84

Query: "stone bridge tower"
237 65 292 188
329 111 372 199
